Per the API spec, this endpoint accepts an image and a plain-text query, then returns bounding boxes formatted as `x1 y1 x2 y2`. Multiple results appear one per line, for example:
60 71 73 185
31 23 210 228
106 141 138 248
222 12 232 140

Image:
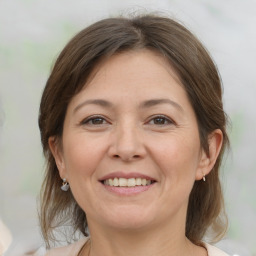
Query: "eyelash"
147 115 175 126
80 115 109 126
80 114 175 127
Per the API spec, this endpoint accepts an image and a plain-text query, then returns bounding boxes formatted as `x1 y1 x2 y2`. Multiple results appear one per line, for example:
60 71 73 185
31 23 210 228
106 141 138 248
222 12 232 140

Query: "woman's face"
51 50 212 232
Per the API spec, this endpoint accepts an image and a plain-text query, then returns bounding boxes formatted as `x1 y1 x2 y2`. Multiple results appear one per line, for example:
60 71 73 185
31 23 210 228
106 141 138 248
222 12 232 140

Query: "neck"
85 216 206 256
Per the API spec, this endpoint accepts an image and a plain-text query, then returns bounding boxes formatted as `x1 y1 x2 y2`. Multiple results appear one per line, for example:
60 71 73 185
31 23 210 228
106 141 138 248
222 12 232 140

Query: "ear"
196 129 223 181
48 136 67 179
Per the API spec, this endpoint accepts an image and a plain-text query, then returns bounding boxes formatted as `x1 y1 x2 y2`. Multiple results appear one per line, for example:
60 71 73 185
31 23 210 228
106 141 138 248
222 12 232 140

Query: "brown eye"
153 117 168 125
148 115 173 125
90 117 105 125
81 116 107 126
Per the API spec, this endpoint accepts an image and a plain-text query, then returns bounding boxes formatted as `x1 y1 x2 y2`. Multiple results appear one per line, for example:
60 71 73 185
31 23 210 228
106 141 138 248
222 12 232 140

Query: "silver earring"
61 178 70 191
203 174 206 182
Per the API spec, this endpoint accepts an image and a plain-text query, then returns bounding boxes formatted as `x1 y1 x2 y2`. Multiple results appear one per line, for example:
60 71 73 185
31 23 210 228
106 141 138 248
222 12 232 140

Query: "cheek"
62 134 106 178
150 134 201 178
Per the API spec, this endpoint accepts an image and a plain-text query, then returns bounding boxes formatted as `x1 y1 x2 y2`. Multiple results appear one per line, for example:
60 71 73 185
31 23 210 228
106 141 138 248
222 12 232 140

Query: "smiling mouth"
101 178 156 187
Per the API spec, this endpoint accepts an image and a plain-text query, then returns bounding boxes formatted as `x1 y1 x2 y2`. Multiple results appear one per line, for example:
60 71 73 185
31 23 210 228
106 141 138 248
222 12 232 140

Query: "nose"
108 122 146 162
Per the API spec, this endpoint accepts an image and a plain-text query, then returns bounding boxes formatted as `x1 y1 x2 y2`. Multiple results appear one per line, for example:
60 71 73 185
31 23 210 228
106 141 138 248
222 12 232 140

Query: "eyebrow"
139 98 184 112
73 99 113 113
73 98 184 113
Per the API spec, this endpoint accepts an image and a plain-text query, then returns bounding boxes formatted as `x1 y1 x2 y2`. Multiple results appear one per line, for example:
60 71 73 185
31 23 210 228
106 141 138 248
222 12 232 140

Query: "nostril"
113 154 141 160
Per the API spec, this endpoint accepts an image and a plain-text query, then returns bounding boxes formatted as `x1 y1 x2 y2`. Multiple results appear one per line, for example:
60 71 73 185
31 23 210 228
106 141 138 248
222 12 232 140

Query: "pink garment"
45 237 230 256
45 238 88 256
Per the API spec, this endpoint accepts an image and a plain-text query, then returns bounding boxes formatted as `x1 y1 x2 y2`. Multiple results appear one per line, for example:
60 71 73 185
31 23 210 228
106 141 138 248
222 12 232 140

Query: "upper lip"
99 172 156 181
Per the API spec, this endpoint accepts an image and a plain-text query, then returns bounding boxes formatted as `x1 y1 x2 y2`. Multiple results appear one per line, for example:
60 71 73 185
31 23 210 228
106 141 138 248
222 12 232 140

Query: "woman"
39 14 230 256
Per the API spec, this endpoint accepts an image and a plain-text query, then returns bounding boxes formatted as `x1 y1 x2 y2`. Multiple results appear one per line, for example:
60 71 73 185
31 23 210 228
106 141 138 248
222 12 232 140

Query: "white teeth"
113 178 119 186
127 178 136 187
119 178 127 187
136 178 141 186
104 177 153 187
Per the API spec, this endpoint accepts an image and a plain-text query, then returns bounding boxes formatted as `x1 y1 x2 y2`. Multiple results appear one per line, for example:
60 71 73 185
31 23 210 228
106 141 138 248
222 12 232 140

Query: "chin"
100 206 156 231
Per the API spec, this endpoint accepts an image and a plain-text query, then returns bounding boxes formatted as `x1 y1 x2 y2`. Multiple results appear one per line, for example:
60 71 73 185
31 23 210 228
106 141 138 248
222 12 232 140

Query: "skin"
49 50 223 256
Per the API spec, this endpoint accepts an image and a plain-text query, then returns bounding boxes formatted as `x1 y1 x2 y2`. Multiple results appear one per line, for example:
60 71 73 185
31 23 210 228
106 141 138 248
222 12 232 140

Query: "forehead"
65 49 196 120
82 49 183 94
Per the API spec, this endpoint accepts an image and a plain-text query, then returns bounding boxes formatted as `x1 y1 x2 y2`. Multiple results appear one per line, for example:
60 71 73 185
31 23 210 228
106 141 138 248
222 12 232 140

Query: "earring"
61 178 70 191
202 174 206 182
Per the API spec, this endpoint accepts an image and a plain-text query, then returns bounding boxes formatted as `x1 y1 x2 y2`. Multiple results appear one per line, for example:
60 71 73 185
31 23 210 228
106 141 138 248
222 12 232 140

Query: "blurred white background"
0 0 255 255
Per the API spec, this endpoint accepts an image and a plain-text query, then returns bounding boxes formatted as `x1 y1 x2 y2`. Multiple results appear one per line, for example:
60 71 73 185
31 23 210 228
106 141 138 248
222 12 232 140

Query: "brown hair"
39 14 229 248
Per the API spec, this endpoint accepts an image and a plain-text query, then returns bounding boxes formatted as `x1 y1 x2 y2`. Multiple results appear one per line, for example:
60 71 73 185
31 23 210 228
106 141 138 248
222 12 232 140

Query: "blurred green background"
0 0 255 255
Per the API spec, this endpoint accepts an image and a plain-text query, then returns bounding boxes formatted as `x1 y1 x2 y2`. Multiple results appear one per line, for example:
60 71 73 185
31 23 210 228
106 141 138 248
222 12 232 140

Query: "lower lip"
102 183 155 196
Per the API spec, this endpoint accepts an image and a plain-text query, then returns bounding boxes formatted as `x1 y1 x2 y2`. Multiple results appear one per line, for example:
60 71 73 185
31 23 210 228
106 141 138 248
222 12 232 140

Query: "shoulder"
45 237 89 256
204 243 230 256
